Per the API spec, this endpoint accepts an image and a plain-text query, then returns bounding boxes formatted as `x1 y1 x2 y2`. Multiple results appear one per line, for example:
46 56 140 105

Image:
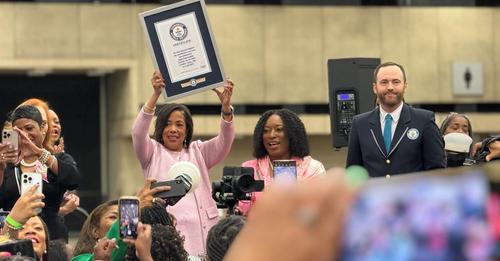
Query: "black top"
0 152 80 240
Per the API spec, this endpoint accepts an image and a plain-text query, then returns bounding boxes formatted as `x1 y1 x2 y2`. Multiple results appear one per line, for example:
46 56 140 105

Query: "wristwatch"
221 105 234 116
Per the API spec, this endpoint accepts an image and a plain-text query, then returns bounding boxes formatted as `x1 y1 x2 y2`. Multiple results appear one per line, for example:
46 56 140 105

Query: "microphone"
151 161 201 206
444 133 473 167
167 161 201 193
444 133 473 153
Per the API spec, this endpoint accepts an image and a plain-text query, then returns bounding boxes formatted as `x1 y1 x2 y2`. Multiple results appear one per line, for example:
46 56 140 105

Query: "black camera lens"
235 175 254 193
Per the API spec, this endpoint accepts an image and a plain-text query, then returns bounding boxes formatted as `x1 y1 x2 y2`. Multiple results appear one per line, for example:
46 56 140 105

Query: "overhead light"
87 69 115 77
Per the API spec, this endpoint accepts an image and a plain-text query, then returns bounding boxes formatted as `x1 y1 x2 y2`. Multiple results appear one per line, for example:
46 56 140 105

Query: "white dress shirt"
379 102 404 139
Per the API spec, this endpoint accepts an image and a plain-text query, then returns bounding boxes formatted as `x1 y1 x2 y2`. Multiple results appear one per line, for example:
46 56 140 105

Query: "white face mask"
444 132 473 153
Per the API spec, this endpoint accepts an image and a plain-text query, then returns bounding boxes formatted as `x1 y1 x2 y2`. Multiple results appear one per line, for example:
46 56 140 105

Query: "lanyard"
14 166 21 196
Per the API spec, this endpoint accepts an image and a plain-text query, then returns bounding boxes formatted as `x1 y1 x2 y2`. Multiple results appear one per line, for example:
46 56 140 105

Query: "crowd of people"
0 63 499 260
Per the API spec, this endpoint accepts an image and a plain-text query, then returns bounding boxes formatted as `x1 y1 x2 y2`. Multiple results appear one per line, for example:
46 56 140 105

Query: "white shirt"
379 102 403 139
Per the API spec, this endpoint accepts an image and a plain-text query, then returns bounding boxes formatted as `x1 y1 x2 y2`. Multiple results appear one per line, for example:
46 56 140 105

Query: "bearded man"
346 62 446 177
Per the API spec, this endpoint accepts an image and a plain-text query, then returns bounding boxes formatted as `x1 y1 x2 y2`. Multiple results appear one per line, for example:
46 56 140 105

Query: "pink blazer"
132 108 235 256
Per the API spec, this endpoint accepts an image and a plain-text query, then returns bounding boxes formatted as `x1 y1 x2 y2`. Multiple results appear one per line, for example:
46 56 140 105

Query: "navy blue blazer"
346 103 446 177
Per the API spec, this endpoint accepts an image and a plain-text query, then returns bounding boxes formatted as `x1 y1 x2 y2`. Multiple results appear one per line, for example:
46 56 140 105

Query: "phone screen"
119 198 139 239
273 160 297 184
341 170 493 260
0 211 9 228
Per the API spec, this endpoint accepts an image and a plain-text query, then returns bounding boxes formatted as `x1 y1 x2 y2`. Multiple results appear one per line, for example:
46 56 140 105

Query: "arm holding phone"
0 130 21 186
2 184 45 238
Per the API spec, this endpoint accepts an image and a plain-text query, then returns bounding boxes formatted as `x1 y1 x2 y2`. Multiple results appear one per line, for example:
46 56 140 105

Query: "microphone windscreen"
167 161 201 193
444 133 473 153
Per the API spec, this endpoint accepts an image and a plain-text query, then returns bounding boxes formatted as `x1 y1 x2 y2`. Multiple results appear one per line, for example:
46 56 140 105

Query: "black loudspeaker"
328 58 380 148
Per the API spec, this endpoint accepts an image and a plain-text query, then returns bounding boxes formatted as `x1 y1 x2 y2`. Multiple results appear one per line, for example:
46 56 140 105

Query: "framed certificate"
139 0 225 101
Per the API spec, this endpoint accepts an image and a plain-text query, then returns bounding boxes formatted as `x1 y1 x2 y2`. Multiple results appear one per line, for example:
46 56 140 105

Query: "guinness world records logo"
169 23 188 41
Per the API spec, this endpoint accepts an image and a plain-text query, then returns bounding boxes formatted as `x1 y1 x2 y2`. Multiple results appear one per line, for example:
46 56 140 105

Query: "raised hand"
13 127 42 160
136 179 170 209
9 184 45 225
0 142 19 168
151 71 166 96
213 79 234 112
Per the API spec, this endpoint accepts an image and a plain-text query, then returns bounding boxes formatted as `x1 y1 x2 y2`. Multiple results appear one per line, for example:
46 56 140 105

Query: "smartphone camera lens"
28 177 32 181
23 174 28 178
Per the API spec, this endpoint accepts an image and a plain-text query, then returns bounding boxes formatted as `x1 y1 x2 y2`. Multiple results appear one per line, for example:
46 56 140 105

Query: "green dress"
70 220 127 261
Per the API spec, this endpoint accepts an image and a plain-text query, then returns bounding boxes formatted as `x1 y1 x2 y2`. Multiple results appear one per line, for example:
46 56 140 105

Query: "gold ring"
152 197 157 204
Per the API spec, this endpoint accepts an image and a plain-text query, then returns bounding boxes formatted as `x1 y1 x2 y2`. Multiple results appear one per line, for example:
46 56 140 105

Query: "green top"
70 220 127 261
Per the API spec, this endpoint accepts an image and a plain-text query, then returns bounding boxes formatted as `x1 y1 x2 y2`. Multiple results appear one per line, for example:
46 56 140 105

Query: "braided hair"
124 224 188 261
206 215 246 261
140 202 175 227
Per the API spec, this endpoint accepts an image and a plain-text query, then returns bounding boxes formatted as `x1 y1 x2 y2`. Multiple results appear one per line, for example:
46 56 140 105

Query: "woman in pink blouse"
239 109 325 215
131 71 235 256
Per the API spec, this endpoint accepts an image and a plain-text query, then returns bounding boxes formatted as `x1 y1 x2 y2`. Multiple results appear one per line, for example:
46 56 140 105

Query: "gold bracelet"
38 149 50 165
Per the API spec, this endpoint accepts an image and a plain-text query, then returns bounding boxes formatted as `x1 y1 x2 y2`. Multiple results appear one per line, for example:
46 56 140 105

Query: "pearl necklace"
20 159 38 167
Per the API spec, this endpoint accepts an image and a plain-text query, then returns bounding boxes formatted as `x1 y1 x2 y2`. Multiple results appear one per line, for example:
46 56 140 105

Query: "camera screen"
342 170 493 260
273 161 297 184
119 200 139 238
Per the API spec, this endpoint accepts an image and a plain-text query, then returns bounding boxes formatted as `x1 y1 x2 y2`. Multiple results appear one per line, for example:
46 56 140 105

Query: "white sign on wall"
452 62 483 96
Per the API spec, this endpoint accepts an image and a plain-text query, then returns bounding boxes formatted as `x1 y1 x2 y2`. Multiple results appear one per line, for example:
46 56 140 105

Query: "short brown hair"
373 62 407 83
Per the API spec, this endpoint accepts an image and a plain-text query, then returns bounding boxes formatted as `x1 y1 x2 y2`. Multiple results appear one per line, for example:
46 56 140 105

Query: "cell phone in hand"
0 210 9 229
20 172 43 214
2 129 19 151
272 160 297 184
0 239 36 258
119 196 140 239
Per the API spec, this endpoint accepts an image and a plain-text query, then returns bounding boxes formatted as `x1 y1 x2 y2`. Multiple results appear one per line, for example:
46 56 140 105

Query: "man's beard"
377 92 403 108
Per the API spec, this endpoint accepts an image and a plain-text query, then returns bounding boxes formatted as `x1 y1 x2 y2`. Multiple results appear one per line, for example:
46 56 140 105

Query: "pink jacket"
239 155 325 215
131 108 235 256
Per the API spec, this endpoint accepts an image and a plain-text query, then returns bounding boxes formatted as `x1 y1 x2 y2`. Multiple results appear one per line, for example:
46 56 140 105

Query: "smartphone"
20 173 43 214
0 239 36 258
341 169 493 260
151 179 187 206
1 129 19 151
272 160 297 184
118 196 140 239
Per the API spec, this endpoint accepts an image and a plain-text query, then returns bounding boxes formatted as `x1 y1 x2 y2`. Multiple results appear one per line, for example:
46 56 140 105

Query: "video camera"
212 167 264 213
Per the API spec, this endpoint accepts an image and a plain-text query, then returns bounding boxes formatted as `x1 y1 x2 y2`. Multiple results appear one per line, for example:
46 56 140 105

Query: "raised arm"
200 79 236 169
132 71 165 169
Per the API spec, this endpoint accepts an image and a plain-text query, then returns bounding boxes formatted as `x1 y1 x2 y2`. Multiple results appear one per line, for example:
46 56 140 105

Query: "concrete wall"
0 3 499 197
